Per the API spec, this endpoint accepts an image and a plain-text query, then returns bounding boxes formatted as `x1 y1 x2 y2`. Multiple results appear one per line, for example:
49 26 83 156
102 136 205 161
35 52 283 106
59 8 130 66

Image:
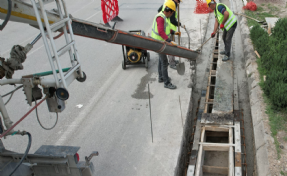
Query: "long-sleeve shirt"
156 16 169 41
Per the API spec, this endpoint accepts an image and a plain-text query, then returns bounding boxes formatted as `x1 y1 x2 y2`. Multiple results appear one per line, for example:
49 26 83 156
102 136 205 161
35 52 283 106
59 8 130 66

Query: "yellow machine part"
127 49 142 63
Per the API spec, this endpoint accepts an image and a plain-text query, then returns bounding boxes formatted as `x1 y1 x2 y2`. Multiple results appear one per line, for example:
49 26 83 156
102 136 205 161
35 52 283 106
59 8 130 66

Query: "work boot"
164 83 177 89
220 50 226 55
170 64 177 70
222 55 230 61
158 77 171 83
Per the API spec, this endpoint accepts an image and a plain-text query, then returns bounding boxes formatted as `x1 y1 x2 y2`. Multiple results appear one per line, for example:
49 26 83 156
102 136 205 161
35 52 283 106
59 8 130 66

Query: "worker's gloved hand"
211 32 216 38
220 24 224 29
170 41 177 46
166 38 172 42
175 32 181 36
179 22 182 27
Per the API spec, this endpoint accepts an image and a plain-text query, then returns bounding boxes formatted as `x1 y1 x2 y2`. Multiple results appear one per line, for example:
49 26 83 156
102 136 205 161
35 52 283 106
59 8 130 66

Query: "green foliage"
250 25 269 55
251 19 287 109
272 18 287 41
264 71 287 108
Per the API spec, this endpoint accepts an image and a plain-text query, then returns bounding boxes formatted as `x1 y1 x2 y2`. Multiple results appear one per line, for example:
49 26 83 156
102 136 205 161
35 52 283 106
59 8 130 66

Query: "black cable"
0 0 12 31
9 132 32 176
1 85 23 105
2 85 23 98
34 99 58 130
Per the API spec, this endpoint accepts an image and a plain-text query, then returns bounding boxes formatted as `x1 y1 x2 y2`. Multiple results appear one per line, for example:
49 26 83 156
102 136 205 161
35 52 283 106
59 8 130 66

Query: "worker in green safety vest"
158 0 182 69
207 0 237 61
151 0 177 89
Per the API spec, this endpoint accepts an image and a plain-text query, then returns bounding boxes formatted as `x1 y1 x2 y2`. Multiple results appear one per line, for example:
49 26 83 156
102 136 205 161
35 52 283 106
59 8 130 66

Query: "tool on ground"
196 28 219 53
176 3 185 75
148 84 153 143
121 30 150 70
235 12 265 24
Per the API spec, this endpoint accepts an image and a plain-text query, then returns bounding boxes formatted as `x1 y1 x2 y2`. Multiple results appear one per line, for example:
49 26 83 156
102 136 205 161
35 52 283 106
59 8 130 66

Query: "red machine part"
194 0 213 14
243 2 257 11
101 0 119 24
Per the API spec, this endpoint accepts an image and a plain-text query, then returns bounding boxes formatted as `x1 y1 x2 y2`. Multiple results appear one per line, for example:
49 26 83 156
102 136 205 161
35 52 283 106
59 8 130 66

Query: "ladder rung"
57 41 74 57
50 18 70 32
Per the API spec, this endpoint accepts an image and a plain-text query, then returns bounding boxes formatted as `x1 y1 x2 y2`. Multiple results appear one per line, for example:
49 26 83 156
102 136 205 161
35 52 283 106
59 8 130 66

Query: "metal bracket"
22 78 34 106
85 151 99 166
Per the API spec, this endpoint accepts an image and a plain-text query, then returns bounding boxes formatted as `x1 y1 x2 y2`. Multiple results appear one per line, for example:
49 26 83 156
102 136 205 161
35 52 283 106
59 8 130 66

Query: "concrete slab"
212 33 233 114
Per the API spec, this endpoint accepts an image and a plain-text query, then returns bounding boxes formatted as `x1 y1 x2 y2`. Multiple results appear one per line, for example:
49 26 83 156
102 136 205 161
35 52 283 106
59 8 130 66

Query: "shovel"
176 3 185 75
234 12 265 24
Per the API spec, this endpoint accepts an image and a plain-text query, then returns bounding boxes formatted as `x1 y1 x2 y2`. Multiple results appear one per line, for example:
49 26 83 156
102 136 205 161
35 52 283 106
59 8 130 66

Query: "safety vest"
214 3 237 31
161 0 178 31
151 11 171 41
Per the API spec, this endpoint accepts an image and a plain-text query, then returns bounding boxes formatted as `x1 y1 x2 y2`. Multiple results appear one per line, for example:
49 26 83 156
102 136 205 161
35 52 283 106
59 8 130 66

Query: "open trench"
175 3 255 175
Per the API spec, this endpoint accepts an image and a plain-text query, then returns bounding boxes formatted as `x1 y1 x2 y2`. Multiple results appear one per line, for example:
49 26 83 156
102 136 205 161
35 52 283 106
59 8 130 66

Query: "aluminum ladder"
30 0 84 90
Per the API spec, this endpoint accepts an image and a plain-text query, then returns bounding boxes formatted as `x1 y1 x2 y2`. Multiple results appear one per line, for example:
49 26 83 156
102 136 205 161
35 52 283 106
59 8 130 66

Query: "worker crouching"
151 0 177 89
208 0 237 61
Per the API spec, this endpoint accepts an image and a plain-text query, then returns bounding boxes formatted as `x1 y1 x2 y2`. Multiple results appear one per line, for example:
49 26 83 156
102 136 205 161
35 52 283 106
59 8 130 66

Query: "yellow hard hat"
206 0 215 7
164 0 176 11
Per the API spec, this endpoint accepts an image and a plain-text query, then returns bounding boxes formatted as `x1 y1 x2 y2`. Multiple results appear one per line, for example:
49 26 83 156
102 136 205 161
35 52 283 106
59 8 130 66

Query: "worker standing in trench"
207 0 237 61
151 0 178 89
158 0 182 70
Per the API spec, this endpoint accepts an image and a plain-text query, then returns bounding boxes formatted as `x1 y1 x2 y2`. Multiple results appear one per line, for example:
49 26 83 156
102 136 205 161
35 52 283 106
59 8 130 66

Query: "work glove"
211 32 216 38
170 41 177 46
175 32 181 36
220 24 224 29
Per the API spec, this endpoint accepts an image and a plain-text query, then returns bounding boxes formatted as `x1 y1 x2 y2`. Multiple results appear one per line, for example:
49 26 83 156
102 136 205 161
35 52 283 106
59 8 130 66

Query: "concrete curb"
233 0 271 175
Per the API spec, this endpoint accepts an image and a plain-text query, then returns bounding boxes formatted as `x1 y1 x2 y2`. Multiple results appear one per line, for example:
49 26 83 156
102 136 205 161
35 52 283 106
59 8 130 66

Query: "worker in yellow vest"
151 0 177 89
158 0 182 69
207 0 237 61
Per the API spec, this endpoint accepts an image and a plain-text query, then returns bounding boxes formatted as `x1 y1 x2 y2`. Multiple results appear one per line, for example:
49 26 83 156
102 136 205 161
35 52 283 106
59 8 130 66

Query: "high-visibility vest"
214 3 237 31
161 0 178 31
151 11 171 41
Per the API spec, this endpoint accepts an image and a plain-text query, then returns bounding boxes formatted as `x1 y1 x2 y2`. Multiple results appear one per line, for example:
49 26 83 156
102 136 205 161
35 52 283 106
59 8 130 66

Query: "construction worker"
158 0 182 69
207 0 237 61
152 0 177 89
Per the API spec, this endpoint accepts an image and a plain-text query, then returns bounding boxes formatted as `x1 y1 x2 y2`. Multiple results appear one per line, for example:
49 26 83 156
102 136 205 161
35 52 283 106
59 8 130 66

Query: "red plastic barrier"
101 0 119 24
194 0 213 14
243 2 257 11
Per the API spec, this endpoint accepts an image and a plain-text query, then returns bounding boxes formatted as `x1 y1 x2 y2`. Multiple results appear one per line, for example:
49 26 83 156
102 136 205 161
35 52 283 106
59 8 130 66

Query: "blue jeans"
158 53 170 85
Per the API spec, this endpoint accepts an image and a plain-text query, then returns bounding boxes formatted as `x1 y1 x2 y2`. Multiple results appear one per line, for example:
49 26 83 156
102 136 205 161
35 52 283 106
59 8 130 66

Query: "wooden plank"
203 145 229 152
205 126 229 132
211 70 217 76
202 165 228 175
195 127 205 176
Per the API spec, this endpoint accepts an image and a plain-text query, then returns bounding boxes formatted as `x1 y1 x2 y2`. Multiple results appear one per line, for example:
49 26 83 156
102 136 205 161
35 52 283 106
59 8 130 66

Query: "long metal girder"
71 18 198 60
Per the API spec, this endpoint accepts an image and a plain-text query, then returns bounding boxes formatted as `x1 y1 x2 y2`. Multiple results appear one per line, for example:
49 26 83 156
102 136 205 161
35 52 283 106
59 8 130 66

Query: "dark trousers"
158 53 170 85
222 23 237 57
168 34 176 66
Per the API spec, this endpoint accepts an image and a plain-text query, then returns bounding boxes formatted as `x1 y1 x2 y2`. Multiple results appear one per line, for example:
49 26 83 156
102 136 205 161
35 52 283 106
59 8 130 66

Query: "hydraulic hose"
9 132 32 176
0 0 12 31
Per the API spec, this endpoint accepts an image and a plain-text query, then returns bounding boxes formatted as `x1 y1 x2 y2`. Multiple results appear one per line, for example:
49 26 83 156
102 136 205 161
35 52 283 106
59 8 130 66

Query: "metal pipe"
0 96 13 130
71 18 199 60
